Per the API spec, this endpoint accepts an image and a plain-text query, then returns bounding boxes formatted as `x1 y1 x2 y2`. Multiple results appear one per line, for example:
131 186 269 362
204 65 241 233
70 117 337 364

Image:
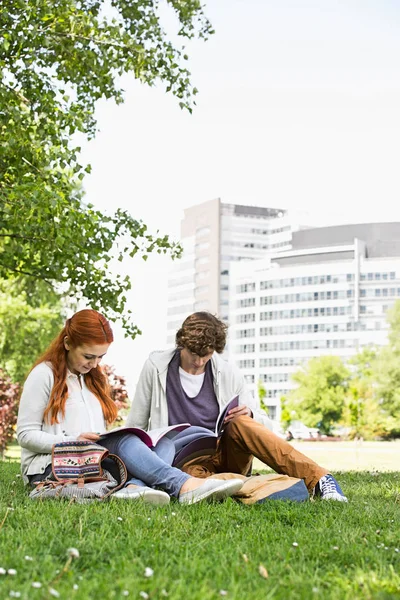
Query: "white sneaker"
179 478 243 505
113 486 170 506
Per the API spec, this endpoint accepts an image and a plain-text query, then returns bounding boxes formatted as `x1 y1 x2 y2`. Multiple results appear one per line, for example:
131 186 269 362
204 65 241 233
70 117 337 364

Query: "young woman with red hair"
17 309 243 505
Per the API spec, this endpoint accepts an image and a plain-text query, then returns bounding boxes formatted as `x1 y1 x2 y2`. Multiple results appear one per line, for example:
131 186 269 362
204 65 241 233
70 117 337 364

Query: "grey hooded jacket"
126 349 274 431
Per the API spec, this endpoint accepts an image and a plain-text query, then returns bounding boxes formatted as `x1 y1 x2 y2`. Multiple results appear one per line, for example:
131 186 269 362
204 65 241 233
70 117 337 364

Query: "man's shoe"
315 474 348 502
113 486 170 506
179 478 243 505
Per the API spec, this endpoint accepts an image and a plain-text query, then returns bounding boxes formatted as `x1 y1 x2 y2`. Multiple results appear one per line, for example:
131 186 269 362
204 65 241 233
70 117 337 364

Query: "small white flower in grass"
67 548 80 559
144 567 154 578
258 565 268 579
161 590 168 597
117 517 123 522
395 548 399 553
122 591 129 596
292 542 298 548
139 592 149 599
32 582 42 588
312 587 319 594
171 512 176 516
24 556 33 561
9 592 21 598
73 584 79 590
333 546 339 550
0 568 6 575
8 569 17 575
220 590 228 596
49 588 60 597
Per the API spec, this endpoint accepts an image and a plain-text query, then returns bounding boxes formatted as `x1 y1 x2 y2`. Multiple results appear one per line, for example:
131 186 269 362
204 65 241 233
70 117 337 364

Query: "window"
239 359 255 369
238 298 256 308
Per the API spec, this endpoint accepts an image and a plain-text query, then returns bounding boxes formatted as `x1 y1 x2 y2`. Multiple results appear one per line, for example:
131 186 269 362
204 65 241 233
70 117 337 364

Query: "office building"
229 222 400 420
166 198 296 344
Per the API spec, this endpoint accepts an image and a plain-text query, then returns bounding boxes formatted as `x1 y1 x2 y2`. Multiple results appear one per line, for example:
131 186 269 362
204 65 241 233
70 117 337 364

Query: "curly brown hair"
175 312 228 356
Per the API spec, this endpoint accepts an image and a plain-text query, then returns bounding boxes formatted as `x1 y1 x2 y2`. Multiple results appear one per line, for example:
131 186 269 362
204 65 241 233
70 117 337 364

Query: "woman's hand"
77 432 101 442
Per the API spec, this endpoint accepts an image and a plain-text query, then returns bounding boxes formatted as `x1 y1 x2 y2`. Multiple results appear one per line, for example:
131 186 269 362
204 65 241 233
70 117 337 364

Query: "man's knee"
224 415 254 436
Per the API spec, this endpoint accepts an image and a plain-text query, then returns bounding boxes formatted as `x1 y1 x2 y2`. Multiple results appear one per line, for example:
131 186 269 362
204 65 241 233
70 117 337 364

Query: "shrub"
0 369 20 456
102 365 130 422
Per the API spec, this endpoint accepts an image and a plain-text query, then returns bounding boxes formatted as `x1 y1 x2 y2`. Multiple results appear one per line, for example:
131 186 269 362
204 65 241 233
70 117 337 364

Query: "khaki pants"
182 415 328 492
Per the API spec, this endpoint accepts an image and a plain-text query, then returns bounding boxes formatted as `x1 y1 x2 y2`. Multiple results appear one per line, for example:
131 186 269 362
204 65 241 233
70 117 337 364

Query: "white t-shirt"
179 367 205 398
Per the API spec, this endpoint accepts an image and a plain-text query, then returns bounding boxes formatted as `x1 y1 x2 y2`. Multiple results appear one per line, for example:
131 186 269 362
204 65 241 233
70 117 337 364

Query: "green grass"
1 463 400 599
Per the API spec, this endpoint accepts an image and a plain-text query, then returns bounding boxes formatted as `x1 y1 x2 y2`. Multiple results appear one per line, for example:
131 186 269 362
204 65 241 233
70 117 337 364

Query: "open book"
172 396 239 469
98 423 191 449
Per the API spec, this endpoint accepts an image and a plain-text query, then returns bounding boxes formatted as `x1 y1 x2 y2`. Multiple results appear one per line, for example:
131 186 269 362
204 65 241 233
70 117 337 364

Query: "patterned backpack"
29 440 127 503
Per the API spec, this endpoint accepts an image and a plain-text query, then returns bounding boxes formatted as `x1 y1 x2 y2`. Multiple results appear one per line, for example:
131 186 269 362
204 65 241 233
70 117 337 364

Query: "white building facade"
229 223 400 421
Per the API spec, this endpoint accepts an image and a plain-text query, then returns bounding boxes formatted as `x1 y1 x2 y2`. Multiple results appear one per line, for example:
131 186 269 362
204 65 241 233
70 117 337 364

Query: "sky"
79 0 400 391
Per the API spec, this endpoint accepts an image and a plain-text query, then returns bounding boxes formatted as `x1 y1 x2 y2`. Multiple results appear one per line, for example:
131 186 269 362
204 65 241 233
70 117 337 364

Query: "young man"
126 312 347 501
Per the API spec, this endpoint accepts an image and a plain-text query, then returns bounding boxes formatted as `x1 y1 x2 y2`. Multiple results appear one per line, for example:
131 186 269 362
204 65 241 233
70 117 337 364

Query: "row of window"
259 290 352 305
259 272 396 290
238 339 357 365
236 319 384 340
260 373 290 383
237 337 359 355
237 283 256 293
360 272 396 281
260 339 356 352
250 226 291 235
236 328 256 338
261 357 304 367
260 273 353 289
238 288 400 308
360 288 400 297
260 322 357 336
259 306 351 320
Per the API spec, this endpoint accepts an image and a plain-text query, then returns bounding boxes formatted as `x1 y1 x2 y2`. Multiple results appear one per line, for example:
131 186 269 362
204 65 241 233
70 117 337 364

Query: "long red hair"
32 309 118 425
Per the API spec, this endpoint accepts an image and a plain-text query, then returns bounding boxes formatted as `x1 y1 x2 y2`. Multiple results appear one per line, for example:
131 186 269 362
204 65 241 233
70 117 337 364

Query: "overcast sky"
79 0 400 390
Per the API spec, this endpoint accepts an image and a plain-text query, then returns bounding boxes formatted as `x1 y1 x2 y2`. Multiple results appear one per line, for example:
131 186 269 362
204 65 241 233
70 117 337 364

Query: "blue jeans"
100 434 190 497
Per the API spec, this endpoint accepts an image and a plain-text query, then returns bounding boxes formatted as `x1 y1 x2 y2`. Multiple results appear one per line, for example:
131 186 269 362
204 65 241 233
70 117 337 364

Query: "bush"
102 365 130 423
0 369 20 456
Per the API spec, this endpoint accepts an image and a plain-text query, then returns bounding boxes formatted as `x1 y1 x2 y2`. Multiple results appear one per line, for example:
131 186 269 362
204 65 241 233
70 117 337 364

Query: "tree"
376 301 400 420
257 379 269 415
0 279 63 383
1 0 213 336
0 369 20 457
286 356 350 435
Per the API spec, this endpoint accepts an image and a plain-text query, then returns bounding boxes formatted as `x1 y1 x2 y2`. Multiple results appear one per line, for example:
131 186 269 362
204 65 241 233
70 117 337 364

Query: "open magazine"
172 396 239 469
98 423 191 449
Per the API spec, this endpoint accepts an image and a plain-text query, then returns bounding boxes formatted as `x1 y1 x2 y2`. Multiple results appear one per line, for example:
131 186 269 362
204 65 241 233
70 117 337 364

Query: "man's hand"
77 432 101 442
224 404 252 423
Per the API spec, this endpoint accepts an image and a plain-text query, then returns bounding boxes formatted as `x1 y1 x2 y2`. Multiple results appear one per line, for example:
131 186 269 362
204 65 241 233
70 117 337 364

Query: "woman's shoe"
113 486 170 505
179 478 243 505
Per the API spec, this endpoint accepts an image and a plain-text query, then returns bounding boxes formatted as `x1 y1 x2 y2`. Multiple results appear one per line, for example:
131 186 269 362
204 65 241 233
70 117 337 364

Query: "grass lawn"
253 440 400 473
0 462 399 600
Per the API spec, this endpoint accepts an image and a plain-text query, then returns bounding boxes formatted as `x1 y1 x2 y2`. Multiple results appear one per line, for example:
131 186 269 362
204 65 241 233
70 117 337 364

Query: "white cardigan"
126 349 274 431
17 362 106 483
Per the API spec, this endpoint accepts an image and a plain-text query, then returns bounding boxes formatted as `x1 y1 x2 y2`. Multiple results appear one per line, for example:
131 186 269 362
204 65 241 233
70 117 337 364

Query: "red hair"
32 309 118 425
